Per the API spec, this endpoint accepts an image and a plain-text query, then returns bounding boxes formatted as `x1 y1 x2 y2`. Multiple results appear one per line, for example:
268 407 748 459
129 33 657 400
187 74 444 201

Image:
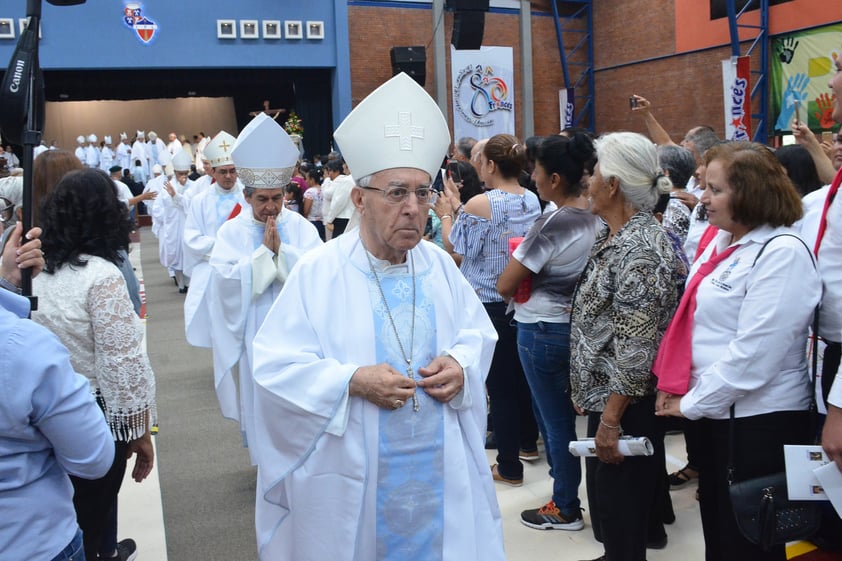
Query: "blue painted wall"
0 0 352 126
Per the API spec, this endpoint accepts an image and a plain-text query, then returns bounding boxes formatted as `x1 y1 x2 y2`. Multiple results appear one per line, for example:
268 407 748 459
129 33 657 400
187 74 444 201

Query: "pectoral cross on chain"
406 358 419 412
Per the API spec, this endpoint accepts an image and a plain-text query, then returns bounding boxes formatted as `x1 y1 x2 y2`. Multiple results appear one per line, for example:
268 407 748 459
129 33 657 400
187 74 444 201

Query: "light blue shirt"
0 289 114 561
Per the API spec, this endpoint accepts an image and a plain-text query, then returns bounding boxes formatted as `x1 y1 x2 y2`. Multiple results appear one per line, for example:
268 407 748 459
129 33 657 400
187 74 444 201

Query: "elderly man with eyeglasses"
250 73 503 561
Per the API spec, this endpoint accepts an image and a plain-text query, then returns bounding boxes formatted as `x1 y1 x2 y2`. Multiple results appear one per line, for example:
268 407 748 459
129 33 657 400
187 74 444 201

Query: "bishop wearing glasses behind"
249 73 504 561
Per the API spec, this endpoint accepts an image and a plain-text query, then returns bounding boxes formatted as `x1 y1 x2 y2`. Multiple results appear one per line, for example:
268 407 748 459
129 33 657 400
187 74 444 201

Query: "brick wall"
347 2 784 143
592 0 729 140
348 5 570 140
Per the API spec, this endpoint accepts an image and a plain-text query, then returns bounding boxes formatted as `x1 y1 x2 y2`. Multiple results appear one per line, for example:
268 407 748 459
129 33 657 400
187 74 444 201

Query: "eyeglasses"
360 185 438 206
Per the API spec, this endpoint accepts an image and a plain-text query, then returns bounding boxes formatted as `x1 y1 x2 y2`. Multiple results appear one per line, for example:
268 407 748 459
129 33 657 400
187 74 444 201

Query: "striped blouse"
449 188 541 302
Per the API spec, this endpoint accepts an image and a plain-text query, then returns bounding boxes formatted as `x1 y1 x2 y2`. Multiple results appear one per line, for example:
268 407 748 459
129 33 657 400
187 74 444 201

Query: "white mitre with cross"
231 113 299 189
334 72 450 181
204 131 237 168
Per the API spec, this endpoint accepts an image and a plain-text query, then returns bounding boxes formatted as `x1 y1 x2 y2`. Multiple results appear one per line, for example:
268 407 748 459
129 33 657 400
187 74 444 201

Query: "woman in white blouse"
32 168 157 561
655 142 820 561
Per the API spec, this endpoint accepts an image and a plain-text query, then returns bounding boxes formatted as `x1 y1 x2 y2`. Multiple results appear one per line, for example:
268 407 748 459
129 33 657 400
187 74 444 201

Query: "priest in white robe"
251 73 505 561
209 114 322 463
99 136 115 172
74 135 86 165
182 131 244 348
116 132 132 171
84 134 100 168
147 131 172 170
131 131 149 178
144 165 167 239
154 149 194 293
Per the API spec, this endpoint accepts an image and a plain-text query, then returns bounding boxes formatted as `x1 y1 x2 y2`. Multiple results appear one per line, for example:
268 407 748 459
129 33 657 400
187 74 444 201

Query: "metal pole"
432 0 448 119
519 0 534 139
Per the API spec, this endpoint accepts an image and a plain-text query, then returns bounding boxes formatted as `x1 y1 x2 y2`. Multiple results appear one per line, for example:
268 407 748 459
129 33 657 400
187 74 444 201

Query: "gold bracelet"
599 414 622 433
439 214 452 221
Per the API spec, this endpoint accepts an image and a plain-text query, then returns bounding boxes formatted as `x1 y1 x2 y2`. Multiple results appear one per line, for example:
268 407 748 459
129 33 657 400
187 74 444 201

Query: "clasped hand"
350 356 464 409
262 216 280 254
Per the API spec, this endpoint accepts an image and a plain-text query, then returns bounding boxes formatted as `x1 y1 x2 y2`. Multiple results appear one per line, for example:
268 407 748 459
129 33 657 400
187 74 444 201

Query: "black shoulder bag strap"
727 233 819 484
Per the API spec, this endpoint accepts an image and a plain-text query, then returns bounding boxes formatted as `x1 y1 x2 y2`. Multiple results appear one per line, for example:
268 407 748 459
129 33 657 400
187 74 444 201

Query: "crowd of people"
2 50 842 561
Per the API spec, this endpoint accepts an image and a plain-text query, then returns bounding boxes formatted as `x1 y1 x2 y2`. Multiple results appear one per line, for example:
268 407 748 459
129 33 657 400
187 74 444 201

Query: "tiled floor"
487 419 705 561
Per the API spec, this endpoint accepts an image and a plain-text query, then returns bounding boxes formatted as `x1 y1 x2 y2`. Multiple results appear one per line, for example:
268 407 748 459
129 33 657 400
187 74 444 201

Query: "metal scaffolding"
550 0 594 131
726 0 770 143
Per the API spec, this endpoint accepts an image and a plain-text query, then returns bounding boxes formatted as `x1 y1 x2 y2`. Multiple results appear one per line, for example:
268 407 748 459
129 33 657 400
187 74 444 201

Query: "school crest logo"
122 3 158 45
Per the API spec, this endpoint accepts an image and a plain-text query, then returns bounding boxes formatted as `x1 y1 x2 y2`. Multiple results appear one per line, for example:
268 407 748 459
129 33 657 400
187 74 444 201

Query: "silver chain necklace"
364 247 419 412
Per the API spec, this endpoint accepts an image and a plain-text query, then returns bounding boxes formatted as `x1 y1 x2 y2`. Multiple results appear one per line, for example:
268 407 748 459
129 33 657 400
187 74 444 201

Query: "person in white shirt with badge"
250 73 504 561
208 113 322 464
655 142 821 561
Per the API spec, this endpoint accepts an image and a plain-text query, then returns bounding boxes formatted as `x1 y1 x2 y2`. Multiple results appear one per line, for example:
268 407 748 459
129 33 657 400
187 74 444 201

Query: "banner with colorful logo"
721 56 752 141
771 24 841 133
451 46 515 141
558 88 575 131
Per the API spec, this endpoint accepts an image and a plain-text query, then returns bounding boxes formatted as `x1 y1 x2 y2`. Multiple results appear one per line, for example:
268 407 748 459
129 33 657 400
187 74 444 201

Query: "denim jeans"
516 320 581 515
50 527 86 561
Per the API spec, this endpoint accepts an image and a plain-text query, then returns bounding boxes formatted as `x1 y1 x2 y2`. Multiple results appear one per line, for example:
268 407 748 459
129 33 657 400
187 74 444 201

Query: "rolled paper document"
568 436 654 457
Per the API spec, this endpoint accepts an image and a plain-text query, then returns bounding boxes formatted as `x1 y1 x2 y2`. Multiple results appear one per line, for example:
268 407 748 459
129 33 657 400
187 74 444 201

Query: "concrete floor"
119 226 707 561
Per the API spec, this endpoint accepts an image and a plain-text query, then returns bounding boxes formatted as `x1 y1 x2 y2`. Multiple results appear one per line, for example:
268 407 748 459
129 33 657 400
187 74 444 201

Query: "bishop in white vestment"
182 131 244 348
251 73 505 561
208 114 321 462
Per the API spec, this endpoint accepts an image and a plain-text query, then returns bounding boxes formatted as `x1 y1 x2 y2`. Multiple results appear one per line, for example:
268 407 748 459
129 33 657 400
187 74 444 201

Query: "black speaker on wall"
452 12 485 50
446 0 489 50
390 46 426 87
445 0 489 9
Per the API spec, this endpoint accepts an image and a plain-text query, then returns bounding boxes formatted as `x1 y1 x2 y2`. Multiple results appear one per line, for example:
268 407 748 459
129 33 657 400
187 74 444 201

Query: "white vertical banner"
558 87 575 131
721 56 752 141
451 46 515 140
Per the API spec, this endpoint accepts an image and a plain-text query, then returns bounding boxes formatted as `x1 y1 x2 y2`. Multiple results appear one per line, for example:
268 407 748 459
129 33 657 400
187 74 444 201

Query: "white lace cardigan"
32 255 156 441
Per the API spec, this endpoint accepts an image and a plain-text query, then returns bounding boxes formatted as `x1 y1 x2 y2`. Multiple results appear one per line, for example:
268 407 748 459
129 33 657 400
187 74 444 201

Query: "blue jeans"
50 528 86 561
516 320 581 515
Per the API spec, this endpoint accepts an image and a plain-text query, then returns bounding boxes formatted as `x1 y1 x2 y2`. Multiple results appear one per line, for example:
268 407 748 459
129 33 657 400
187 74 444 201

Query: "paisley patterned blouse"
570 211 686 412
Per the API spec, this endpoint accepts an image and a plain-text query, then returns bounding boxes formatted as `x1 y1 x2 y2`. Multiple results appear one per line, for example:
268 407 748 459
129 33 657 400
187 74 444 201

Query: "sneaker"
490 463 523 487
519 449 540 462
520 500 584 530
99 538 137 561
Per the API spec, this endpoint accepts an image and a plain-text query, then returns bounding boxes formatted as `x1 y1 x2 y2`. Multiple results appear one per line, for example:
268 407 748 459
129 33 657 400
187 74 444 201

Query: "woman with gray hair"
570 132 686 561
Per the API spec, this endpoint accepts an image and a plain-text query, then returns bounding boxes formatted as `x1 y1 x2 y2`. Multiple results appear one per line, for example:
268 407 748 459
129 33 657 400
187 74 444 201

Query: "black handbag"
729 471 821 550
726 306 822 551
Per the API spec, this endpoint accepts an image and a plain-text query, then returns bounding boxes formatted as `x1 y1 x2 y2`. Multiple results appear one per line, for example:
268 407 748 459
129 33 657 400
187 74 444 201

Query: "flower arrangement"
284 111 303 137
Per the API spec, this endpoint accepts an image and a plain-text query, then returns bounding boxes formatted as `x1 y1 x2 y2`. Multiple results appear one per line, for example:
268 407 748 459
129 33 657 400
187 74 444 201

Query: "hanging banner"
771 24 842 133
558 88 575 131
451 46 515 140
721 56 751 141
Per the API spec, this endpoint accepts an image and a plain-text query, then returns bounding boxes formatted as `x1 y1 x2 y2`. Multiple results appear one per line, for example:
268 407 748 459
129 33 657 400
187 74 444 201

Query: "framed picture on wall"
240 20 258 39
0 19 15 39
18 17 41 38
285 20 302 40
306 21 324 40
217 19 236 39
263 20 281 40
